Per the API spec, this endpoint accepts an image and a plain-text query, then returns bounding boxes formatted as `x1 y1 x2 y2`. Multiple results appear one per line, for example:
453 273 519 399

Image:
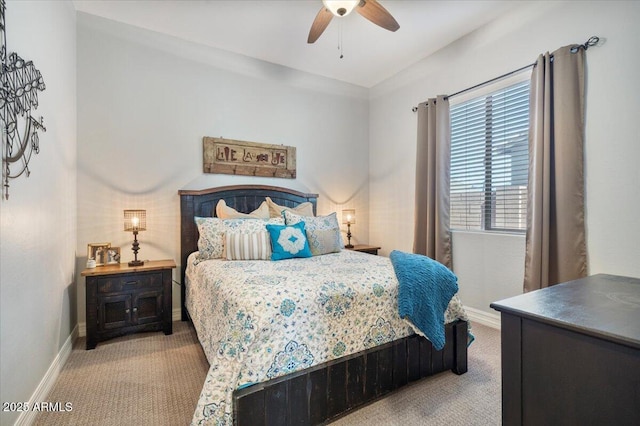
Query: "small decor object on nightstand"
87 242 111 266
124 209 146 266
342 209 356 248
106 247 120 264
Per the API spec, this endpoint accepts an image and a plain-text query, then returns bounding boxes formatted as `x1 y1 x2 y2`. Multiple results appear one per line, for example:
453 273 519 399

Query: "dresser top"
81 259 176 277
491 274 640 349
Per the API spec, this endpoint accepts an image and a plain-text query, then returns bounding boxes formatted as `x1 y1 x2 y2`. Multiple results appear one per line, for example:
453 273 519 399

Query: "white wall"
76 13 370 330
369 1 640 316
0 1 77 424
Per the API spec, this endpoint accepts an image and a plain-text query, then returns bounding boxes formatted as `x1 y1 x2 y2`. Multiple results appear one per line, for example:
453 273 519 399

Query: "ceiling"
73 0 524 88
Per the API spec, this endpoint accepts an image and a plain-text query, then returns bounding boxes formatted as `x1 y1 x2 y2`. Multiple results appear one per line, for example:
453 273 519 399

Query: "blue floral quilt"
186 250 469 425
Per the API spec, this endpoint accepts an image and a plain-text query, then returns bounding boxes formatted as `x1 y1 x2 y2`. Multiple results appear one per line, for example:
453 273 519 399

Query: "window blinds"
450 80 530 232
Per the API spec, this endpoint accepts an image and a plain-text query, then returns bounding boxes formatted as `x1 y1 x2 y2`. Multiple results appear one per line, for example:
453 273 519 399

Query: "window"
450 79 530 232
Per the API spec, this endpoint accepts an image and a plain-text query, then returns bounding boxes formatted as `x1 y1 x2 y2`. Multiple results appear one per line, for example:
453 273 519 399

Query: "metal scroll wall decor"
0 0 46 200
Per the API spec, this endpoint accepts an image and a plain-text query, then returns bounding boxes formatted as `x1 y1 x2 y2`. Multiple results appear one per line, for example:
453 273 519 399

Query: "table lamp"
124 209 146 266
342 209 355 248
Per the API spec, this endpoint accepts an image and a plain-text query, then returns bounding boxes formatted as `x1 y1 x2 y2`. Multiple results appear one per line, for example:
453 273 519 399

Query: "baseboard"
173 308 181 322
14 324 78 426
464 306 501 330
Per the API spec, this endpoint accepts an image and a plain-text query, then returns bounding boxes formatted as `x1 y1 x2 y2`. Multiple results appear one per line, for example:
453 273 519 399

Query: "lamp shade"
322 0 359 17
342 209 356 225
124 210 146 231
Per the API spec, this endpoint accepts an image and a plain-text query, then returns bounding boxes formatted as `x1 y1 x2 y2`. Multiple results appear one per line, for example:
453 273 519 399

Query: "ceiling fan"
308 0 400 44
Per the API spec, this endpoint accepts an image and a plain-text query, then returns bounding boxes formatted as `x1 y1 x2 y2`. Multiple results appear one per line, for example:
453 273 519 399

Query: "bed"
179 185 470 425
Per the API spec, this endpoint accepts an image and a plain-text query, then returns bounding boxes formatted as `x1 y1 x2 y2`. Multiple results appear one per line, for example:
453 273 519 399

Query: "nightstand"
81 259 176 350
346 244 381 255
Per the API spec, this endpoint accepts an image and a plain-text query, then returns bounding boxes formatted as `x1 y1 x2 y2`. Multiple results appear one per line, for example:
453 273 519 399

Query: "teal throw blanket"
390 250 458 350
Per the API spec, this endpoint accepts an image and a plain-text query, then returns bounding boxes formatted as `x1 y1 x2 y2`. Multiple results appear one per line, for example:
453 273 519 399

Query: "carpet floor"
34 321 500 425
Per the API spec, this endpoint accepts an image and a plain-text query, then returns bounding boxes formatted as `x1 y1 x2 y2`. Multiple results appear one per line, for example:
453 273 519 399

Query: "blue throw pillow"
265 222 312 261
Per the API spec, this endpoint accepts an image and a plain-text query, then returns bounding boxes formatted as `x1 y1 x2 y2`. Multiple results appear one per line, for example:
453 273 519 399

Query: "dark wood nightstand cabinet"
82 259 176 350
346 244 381 255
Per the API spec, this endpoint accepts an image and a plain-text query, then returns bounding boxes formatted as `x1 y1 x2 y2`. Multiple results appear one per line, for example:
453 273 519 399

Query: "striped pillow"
225 231 272 261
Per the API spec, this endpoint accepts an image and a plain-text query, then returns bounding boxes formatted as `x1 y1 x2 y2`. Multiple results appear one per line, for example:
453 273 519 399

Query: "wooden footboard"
233 320 468 425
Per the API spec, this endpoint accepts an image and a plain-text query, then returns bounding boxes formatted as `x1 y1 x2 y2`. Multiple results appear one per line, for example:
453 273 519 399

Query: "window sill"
451 229 526 239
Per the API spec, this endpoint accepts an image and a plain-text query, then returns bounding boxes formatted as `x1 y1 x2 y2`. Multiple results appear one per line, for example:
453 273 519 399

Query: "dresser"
82 259 176 349
490 274 640 425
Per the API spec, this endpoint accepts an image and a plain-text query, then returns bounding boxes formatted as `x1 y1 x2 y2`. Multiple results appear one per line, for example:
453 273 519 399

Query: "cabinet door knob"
125 309 130 313
133 307 138 312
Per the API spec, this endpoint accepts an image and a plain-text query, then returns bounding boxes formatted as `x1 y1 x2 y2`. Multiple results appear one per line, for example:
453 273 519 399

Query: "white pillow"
216 199 270 219
265 197 314 218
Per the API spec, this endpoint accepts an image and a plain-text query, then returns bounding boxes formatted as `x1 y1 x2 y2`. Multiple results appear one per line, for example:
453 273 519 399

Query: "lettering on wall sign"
203 137 296 179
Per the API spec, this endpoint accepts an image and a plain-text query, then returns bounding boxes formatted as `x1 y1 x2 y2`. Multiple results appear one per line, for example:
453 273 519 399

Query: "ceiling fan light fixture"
309 0 398 44
322 0 360 17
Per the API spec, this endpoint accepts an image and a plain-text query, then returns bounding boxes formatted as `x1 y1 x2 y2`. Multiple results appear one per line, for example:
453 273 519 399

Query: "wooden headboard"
178 184 318 320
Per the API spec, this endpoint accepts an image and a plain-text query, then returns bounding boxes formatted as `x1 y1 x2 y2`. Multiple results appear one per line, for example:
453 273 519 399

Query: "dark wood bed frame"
179 184 468 426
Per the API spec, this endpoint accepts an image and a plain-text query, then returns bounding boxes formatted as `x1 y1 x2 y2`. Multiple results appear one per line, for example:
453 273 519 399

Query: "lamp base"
129 230 144 267
345 244 354 249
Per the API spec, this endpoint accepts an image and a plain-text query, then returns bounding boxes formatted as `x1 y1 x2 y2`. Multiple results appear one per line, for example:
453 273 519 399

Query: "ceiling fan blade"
308 7 334 43
356 0 400 32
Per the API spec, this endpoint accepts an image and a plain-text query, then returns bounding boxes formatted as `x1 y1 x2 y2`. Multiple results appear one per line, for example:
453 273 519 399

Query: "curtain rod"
411 36 600 112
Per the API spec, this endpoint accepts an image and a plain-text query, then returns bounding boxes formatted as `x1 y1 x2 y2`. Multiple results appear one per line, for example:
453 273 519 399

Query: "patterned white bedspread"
186 249 468 425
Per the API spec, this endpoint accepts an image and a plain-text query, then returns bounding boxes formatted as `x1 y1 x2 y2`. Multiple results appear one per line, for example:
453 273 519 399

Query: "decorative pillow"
225 231 272 260
265 197 314 218
194 217 225 261
195 217 284 262
216 199 270 219
265 222 312 261
283 210 344 255
305 228 342 256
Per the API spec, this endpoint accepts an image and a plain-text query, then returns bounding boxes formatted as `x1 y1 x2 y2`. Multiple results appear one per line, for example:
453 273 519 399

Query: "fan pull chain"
339 21 344 59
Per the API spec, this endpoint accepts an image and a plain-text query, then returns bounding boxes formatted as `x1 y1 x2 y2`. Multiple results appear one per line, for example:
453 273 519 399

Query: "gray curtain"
413 96 452 268
524 45 588 292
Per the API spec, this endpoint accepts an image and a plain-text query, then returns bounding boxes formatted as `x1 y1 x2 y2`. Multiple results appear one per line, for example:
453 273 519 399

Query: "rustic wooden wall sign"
203 137 296 179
